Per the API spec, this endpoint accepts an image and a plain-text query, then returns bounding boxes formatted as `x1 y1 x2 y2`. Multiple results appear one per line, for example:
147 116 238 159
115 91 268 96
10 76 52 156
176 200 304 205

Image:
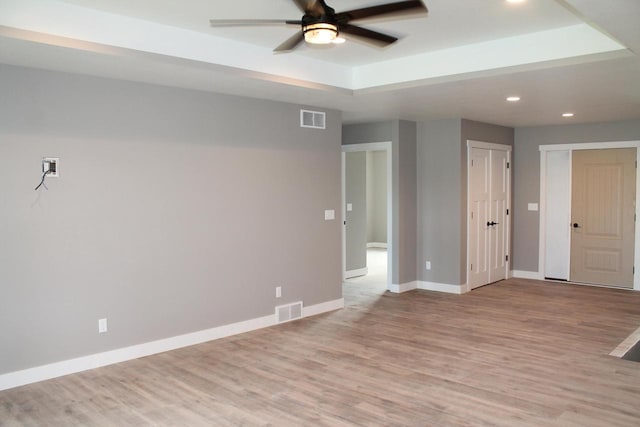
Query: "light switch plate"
528 203 539 211
347 203 353 212
324 210 335 220
98 318 108 334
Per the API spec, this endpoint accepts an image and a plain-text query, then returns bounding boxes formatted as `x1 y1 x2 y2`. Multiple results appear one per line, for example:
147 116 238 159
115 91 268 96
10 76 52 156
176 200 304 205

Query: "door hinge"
471 211 474 219
471 263 473 271
507 162 510 169
471 159 474 167
506 209 509 215
506 255 509 262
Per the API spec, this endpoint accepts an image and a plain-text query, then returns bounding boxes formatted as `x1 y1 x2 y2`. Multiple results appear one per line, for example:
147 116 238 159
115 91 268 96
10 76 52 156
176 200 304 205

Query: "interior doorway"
342 142 392 291
344 248 388 294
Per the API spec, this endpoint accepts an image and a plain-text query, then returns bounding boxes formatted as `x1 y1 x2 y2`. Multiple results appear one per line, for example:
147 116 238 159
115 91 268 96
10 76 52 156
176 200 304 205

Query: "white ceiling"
0 0 638 127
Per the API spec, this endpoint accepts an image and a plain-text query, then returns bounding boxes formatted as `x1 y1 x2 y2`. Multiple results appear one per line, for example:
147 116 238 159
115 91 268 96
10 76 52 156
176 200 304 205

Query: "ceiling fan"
209 0 428 52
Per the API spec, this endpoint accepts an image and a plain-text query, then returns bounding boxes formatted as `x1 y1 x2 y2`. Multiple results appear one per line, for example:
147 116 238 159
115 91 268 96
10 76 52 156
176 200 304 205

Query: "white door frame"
538 140 640 291
466 140 512 289
342 142 393 291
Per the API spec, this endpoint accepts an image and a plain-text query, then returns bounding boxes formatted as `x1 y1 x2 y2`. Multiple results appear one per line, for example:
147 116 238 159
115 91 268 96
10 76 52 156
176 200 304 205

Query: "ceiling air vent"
300 109 326 129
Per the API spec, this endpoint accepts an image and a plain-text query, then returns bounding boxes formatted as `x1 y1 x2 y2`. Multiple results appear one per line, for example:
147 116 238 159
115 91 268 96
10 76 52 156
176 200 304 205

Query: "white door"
468 143 511 290
489 149 509 283
469 148 490 288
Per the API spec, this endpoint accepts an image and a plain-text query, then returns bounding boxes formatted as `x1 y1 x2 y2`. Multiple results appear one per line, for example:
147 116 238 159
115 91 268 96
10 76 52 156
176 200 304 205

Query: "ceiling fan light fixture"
303 22 339 44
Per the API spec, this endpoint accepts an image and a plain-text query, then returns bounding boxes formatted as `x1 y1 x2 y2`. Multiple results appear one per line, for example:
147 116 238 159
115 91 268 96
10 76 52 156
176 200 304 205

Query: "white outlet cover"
347 203 353 212
276 286 282 298
324 209 335 220
426 261 431 270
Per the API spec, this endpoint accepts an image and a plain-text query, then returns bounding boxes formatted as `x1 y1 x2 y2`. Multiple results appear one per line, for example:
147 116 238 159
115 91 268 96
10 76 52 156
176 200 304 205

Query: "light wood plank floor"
2 279 640 426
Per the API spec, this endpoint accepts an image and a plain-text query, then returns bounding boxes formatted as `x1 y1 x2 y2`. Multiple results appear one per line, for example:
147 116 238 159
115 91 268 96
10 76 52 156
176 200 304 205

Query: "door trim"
538 140 640 291
466 140 512 289
342 142 393 291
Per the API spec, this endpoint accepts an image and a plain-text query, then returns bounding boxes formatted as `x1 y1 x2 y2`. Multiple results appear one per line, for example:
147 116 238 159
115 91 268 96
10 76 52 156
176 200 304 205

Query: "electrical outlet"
42 157 59 177
276 286 282 298
98 318 108 334
426 261 431 270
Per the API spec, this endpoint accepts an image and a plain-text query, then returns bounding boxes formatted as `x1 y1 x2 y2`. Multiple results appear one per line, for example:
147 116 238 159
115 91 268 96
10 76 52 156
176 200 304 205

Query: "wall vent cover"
300 110 326 129
275 301 304 323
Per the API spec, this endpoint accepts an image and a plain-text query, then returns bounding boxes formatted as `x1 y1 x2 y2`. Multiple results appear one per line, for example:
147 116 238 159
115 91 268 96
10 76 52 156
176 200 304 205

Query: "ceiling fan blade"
339 23 398 46
291 0 326 16
336 0 427 23
274 32 305 52
209 19 300 27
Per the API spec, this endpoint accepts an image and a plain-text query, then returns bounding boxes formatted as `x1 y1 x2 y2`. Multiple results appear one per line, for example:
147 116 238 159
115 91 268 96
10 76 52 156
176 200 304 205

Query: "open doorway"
342 142 392 291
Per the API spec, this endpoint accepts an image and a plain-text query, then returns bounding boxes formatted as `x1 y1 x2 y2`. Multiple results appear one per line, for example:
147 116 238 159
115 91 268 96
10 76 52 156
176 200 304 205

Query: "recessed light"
562 112 575 117
506 96 521 102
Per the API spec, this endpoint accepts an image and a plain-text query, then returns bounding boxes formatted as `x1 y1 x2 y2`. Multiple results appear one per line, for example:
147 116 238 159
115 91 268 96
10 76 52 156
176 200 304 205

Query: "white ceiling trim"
353 24 627 90
1 0 629 94
0 0 353 88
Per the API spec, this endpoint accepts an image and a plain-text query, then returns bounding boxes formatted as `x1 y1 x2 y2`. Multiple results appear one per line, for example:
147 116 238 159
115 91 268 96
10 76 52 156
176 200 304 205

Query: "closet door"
468 148 490 289
468 143 511 290
489 149 509 283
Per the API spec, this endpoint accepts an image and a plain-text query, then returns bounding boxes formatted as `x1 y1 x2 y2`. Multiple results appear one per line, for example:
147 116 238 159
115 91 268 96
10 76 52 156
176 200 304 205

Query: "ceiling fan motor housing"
301 3 339 44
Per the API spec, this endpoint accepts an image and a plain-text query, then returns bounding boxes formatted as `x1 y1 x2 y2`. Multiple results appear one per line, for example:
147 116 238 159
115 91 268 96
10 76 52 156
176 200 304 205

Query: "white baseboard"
417 281 466 294
388 281 417 293
366 242 388 249
345 267 368 279
511 270 542 280
0 297 344 392
303 298 344 317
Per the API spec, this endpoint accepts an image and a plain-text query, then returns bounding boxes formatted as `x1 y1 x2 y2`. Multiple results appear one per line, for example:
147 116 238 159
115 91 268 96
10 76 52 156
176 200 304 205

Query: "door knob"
486 221 499 226
572 223 581 228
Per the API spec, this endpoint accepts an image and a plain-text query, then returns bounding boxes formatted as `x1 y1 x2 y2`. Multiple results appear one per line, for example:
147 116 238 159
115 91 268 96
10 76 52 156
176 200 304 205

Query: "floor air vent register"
276 301 303 323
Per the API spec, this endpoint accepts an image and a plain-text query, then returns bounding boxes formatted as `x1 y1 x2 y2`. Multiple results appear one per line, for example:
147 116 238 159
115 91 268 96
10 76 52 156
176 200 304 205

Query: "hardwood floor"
2 278 640 426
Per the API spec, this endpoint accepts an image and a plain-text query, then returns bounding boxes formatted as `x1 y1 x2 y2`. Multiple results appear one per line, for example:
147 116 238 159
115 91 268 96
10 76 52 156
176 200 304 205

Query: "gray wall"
0 64 342 375
395 120 418 285
345 152 367 272
366 151 387 244
417 119 463 284
513 119 640 272
343 121 393 145
417 119 513 285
